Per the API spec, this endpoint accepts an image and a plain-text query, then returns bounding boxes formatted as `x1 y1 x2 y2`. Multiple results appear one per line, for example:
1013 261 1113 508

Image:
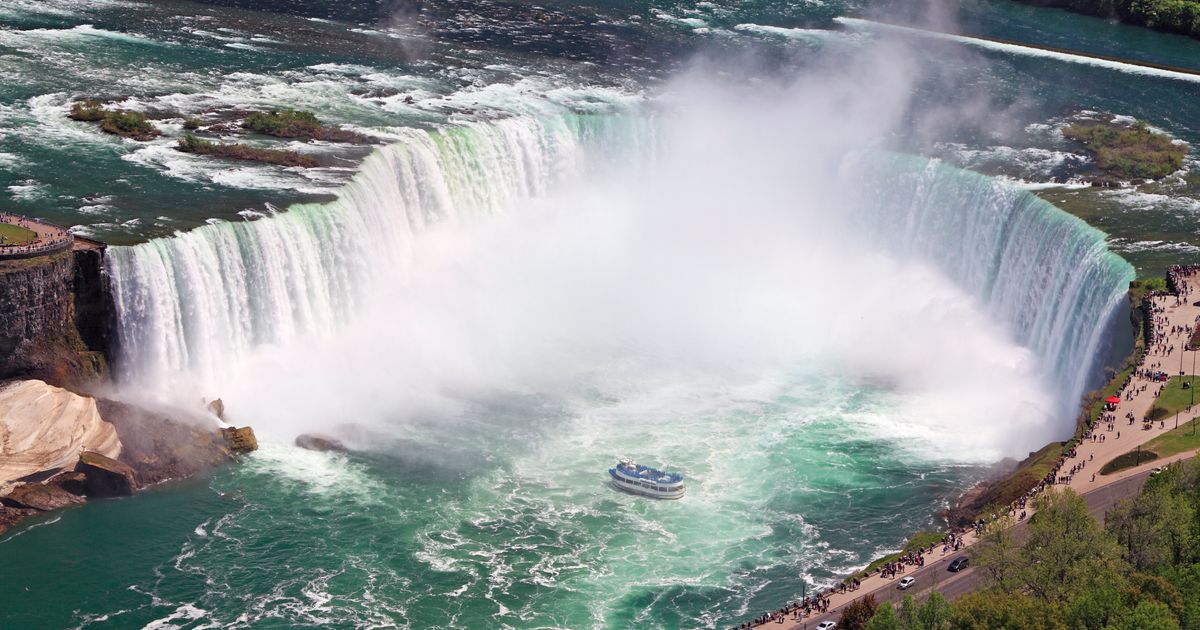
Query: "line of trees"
1021 0 1200 40
846 459 1200 629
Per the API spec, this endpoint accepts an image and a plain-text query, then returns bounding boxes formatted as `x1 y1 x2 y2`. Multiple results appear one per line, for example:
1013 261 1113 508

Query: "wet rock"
295 433 347 452
206 398 225 421
1 482 85 511
75 450 137 498
222 427 258 454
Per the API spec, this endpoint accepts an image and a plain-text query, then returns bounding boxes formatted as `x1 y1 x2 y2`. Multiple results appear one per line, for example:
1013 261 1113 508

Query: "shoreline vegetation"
1061 117 1187 184
1015 0 1200 40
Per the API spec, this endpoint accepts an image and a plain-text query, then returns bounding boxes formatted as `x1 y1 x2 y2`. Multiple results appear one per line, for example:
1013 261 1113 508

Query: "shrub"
100 110 160 140
68 101 106 122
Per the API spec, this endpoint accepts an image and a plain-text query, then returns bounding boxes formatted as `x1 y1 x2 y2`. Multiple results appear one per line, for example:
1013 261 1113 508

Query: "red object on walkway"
1105 396 1121 404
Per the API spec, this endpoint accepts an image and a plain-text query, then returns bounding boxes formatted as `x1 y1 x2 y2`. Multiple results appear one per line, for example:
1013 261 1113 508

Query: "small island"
176 133 319 168
1062 117 1187 184
242 108 370 144
68 100 161 141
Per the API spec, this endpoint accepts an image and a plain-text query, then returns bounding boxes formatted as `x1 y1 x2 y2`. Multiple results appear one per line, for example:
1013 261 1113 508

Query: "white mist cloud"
199 43 1063 462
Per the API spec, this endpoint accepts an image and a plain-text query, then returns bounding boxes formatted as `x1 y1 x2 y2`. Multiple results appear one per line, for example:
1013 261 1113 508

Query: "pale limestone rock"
0 380 121 484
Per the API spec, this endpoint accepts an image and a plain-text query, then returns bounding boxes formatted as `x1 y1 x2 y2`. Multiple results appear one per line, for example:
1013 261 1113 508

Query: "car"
948 556 970 572
1150 467 1164 476
898 576 915 590
815 622 837 630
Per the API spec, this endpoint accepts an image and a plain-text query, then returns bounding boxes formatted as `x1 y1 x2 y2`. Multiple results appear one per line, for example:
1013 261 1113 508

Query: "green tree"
1107 488 1195 571
948 590 1067 630
840 594 880 630
916 592 951 630
1107 600 1180 630
865 602 903 630
899 595 918 628
970 513 1021 592
1020 489 1124 603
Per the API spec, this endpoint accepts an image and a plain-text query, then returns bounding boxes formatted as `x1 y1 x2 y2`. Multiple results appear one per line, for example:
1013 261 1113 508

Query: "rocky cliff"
0 247 111 386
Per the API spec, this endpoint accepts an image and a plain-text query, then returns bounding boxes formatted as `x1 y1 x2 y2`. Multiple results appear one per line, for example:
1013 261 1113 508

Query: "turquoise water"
1 377 984 629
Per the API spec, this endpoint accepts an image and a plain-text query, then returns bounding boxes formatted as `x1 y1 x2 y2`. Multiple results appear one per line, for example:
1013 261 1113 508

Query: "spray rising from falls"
845 153 1136 414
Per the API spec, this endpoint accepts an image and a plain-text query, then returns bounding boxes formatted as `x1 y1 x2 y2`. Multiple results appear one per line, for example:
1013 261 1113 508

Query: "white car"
816 622 837 630
898 576 916 590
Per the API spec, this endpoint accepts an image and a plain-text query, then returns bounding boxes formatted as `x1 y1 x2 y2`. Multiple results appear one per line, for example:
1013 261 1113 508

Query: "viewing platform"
0 212 87 260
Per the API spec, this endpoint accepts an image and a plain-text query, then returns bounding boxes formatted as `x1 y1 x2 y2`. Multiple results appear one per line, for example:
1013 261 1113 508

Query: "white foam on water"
836 17 1200 84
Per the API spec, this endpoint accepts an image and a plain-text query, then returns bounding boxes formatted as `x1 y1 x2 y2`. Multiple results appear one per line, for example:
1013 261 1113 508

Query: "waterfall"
845 153 1136 410
107 115 1134 425
107 113 656 390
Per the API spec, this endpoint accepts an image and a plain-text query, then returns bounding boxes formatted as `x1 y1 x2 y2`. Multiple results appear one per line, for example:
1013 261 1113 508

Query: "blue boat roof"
612 460 683 483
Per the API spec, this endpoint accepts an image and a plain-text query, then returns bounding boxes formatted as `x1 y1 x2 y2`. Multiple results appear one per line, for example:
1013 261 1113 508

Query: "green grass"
1141 417 1200 459
0 222 36 245
1100 449 1161 475
1146 376 1200 421
1063 120 1187 180
856 530 946 578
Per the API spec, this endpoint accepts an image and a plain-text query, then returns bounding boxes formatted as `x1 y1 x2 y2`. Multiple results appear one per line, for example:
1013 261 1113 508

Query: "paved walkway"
747 269 1200 629
0 212 73 259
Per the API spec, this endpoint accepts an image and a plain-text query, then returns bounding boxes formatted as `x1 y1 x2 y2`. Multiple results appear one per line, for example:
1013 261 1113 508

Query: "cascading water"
844 153 1136 413
108 116 1133 424
107 112 656 391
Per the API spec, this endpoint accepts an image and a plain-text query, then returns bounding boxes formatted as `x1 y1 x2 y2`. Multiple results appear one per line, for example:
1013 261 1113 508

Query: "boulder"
75 450 137 497
1 482 85 511
206 398 225 421
222 427 258 454
47 470 87 496
295 433 347 452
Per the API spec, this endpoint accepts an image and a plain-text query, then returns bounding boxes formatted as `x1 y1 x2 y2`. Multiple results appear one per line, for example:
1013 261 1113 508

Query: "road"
782 469 1154 629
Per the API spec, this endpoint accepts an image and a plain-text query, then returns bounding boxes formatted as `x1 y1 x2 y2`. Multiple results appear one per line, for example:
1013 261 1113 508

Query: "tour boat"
608 459 686 499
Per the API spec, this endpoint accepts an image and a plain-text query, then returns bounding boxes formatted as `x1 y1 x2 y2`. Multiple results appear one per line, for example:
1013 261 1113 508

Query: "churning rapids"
83 70 1136 627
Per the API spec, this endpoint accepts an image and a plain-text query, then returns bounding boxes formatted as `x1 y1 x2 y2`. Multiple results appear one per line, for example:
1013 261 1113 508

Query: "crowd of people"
0 212 72 257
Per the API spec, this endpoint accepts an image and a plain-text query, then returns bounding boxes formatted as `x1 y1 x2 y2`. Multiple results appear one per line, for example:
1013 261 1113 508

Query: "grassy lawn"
1100 449 1161 475
1146 376 1200 421
1142 420 1200 459
0 222 36 245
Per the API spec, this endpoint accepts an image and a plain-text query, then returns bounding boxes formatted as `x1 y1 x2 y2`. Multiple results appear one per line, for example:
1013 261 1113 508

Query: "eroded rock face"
222 427 258 454
295 433 346 452
0 380 122 485
75 450 137 498
1 482 85 511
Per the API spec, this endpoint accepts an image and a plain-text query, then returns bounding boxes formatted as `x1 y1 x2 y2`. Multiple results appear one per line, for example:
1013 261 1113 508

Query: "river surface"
0 1 1192 628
